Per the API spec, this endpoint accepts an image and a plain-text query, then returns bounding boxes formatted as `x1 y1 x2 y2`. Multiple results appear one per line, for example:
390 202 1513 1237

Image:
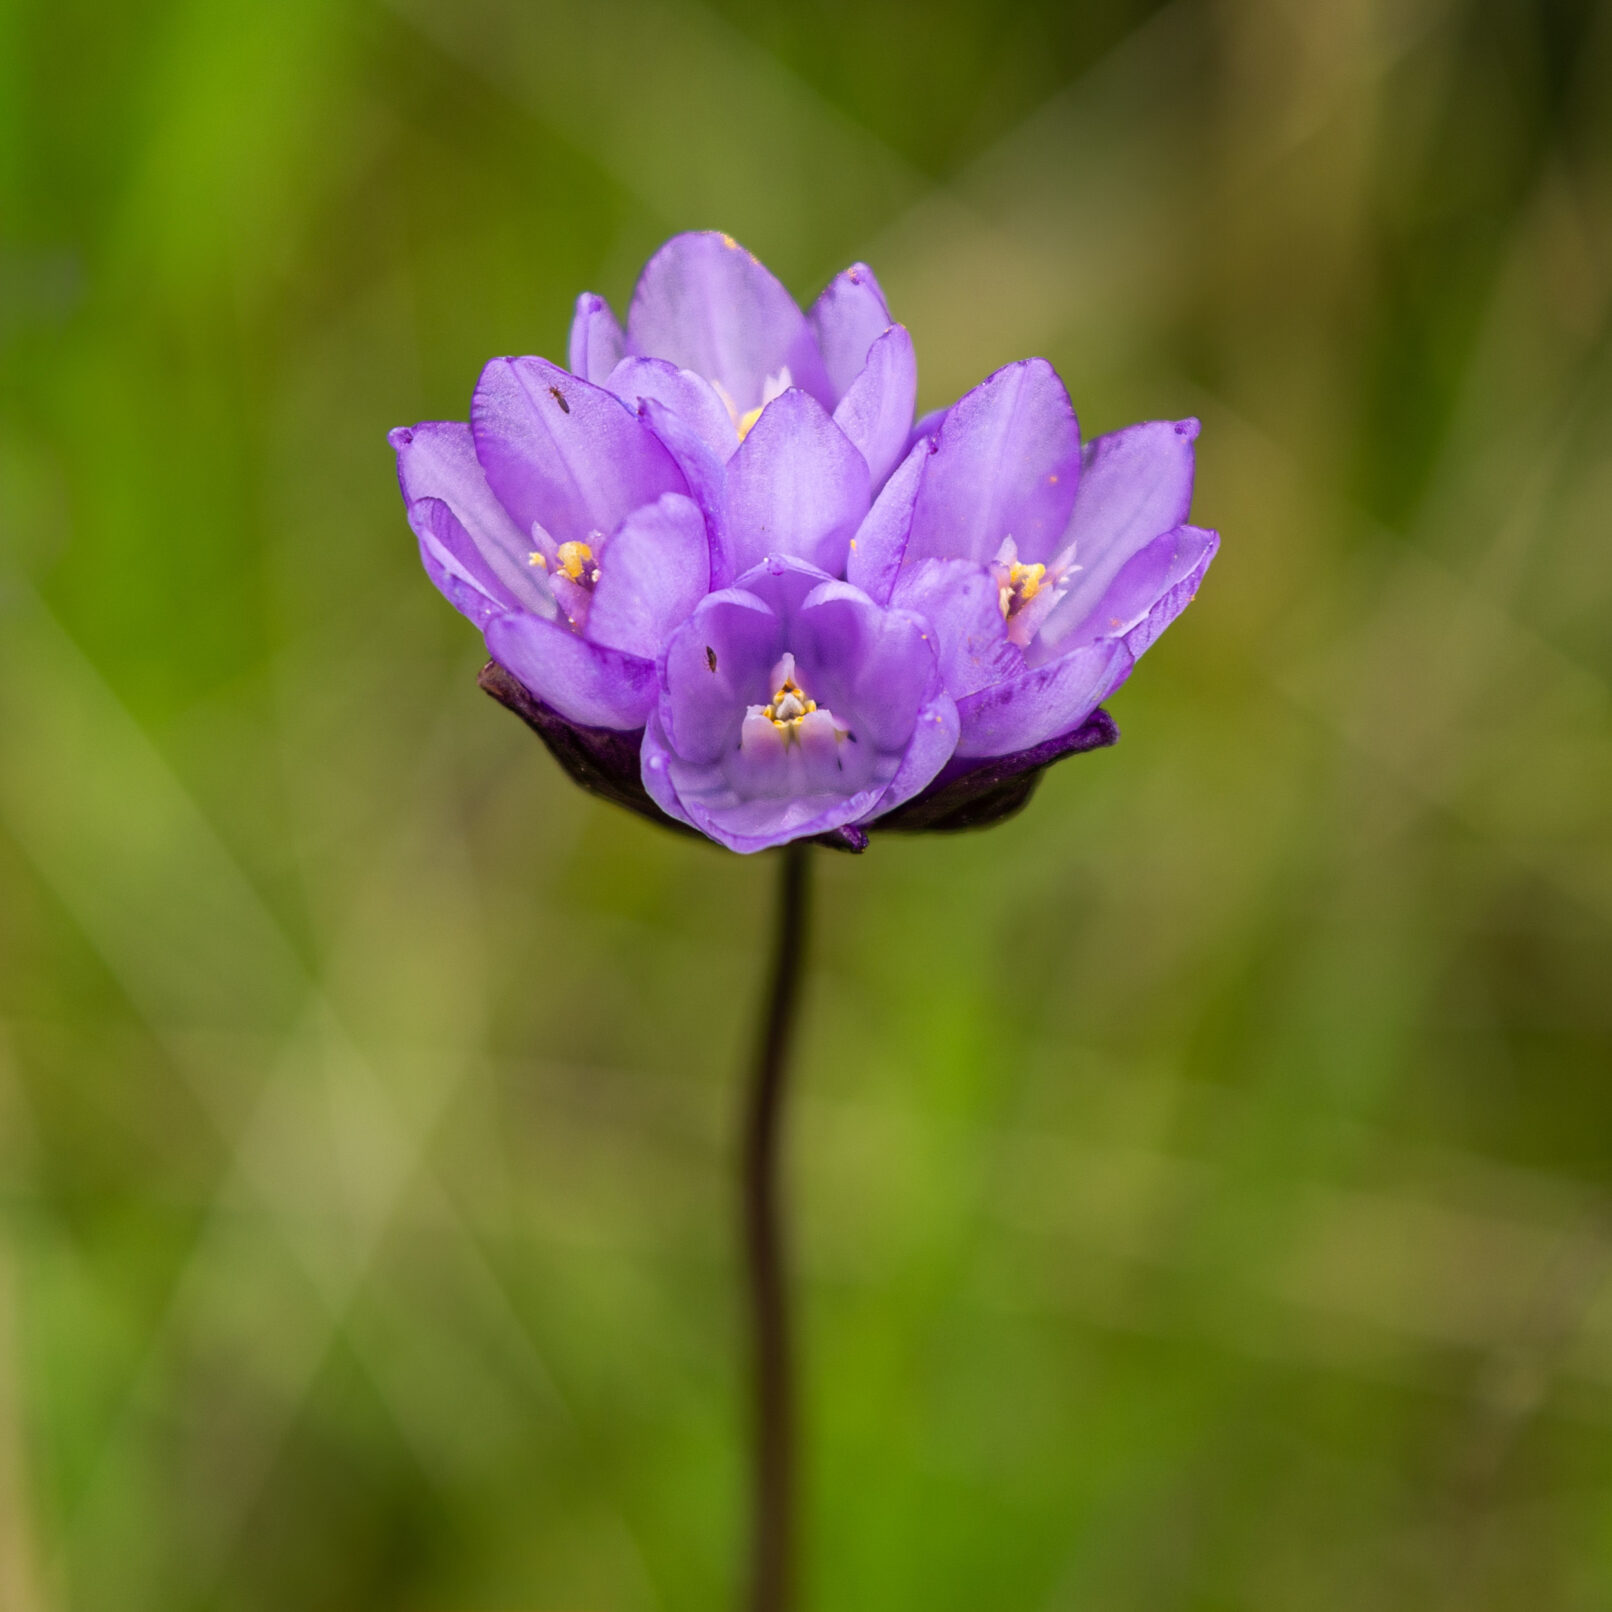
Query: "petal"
905 359 1081 568
908 406 948 452
846 436 929 605
471 356 685 549
391 422 555 622
807 262 894 400
484 610 657 730
725 390 871 576
858 686 960 824
1038 418 1199 647
831 324 917 490
792 583 934 753
625 231 832 410
639 710 699 830
661 588 782 764
635 395 734 587
605 356 738 464
890 557 1023 701
659 762 893 854
955 639 1132 758
1038 523 1217 662
731 553 841 624
568 293 626 384
1120 526 1218 659
585 492 712 661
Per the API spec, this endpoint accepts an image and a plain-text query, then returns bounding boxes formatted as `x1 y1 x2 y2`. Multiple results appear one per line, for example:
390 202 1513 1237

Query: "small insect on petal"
706 646 718 672
548 385 571 414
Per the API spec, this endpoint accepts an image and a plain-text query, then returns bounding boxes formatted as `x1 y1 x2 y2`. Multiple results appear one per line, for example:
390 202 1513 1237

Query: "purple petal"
832 324 917 490
808 263 894 401
568 293 626 384
907 406 948 453
1120 526 1218 659
1038 523 1217 663
661 587 782 764
730 553 840 622
484 610 657 730
625 231 832 411
1038 418 1199 648
858 687 959 823
391 421 553 625
890 557 1023 701
906 359 1081 568
725 390 871 576
955 639 1132 758
846 437 930 605
791 583 933 752
635 395 733 587
585 492 712 661
649 745 893 854
639 711 698 830
605 356 738 464
471 356 685 549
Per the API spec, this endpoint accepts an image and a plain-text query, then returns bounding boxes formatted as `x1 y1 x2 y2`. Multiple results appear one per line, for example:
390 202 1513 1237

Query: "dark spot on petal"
705 646 718 672
548 385 571 414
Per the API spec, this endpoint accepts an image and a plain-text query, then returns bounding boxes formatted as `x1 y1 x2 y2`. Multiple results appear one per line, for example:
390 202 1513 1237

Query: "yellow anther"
998 560 1046 619
527 551 547 568
762 673 817 735
736 404 766 442
555 541 599 584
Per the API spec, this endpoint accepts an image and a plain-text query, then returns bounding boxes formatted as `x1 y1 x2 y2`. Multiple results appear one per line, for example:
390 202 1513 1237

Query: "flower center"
555 540 600 588
998 559 1046 622
761 662 818 741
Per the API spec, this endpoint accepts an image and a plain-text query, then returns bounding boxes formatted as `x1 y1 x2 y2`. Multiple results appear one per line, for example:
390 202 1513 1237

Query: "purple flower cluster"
391 232 1216 853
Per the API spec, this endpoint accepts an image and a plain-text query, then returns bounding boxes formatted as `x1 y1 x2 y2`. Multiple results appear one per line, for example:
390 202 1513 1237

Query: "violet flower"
848 358 1218 766
641 556 957 853
389 233 1215 854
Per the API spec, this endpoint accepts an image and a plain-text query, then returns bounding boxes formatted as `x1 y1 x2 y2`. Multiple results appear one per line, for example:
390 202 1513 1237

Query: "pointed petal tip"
1175 416 1201 441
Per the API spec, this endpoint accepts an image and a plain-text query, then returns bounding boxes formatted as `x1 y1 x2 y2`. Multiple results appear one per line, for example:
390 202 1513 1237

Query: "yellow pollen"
527 551 547 568
736 404 766 441
999 560 1046 619
555 540 598 584
762 674 817 735
720 233 739 250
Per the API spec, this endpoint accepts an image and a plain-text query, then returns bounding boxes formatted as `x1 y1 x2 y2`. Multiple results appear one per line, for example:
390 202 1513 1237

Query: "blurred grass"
2 0 1612 1607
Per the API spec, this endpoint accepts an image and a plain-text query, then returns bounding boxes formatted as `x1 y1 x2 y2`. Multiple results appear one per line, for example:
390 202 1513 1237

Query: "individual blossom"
572 231 918 575
847 357 1218 767
640 557 957 853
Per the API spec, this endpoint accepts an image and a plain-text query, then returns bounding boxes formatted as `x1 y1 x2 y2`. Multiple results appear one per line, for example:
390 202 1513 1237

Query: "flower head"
390 234 1215 853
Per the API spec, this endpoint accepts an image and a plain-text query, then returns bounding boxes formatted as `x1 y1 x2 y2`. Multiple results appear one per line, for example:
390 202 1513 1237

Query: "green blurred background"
3 0 1612 1606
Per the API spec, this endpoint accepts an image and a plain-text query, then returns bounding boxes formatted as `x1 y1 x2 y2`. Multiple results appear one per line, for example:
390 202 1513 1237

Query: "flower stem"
741 840 810 1612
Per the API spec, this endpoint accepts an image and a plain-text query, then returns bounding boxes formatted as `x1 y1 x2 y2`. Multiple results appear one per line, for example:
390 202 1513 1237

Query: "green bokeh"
3 0 1612 1607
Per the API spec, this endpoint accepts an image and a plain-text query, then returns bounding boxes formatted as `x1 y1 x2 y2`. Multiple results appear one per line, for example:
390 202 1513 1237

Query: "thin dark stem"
741 840 811 1612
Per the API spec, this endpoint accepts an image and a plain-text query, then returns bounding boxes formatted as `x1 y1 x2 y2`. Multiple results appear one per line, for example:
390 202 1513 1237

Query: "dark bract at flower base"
392 230 1215 853
477 659 1118 851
